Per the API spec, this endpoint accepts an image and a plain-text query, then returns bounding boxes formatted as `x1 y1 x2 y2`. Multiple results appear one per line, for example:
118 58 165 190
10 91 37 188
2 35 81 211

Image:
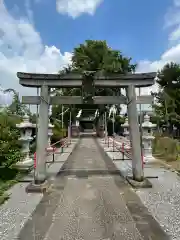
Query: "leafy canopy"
71 40 136 74
52 40 136 124
153 62 180 128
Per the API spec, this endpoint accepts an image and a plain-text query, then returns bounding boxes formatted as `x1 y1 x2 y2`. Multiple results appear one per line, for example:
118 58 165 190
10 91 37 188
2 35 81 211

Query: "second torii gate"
17 71 156 186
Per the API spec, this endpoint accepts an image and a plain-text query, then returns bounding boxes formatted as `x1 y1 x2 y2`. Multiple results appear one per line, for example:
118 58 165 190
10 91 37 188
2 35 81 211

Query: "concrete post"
126 85 144 181
105 112 107 137
68 126 70 143
69 111 72 142
105 111 108 143
35 85 49 184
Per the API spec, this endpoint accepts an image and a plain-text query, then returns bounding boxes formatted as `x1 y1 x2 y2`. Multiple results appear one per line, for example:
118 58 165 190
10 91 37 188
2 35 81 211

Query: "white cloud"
137 43 180 73
135 0 180 95
134 0 180 110
0 1 72 106
164 0 180 42
56 0 103 18
136 0 180 76
135 43 180 99
174 0 180 7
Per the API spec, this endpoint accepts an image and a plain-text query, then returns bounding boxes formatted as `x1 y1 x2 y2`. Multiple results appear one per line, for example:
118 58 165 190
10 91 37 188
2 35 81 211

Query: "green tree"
71 40 136 73
52 40 136 125
152 62 180 133
3 89 29 116
0 112 22 167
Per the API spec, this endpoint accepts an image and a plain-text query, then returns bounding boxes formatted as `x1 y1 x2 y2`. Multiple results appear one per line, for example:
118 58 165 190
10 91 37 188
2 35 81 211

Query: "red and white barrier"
34 152 36 169
103 137 144 167
33 137 71 168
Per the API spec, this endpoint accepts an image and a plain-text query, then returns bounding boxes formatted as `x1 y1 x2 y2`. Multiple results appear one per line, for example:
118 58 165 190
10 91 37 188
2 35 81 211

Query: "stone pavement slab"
17 138 169 240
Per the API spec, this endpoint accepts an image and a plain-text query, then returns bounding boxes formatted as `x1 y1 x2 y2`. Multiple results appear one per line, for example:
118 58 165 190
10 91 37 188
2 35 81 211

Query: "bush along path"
0 167 30 205
152 136 180 172
0 111 24 205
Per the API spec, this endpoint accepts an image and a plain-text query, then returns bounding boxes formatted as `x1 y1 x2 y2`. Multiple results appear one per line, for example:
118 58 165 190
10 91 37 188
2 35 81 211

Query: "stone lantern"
16 114 35 169
122 117 129 139
142 114 156 163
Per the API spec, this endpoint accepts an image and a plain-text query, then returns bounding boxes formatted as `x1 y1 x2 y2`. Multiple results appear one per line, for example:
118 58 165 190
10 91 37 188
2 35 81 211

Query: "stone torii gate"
17 71 156 186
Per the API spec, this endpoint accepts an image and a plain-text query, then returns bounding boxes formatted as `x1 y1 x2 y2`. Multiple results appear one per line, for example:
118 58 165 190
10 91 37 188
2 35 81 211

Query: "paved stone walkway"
17 138 170 240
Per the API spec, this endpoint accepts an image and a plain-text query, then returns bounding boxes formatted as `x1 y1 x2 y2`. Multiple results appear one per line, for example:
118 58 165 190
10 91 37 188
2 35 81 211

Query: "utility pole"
61 105 64 129
34 87 39 183
105 111 107 138
113 108 115 135
139 88 143 154
164 91 169 133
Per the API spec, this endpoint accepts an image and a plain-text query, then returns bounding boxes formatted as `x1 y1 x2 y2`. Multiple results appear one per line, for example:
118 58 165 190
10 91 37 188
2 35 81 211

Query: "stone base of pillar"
126 176 152 188
25 180 49 193
15 157 33 170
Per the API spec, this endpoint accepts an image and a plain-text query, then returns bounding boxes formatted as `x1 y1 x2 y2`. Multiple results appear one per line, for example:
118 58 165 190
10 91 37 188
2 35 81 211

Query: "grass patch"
0 193 10 205
0 167 29 205
152 135 180 171
153 136 179 162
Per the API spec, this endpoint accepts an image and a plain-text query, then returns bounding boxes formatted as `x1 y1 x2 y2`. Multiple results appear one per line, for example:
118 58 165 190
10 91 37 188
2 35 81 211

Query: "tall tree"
3 88 29 116
71 40 136 74
153 62 180 132
52 40 136 124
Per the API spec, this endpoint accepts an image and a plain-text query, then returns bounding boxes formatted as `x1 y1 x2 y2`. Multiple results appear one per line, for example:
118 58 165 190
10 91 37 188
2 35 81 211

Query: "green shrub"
51 120 67 146
0 193 10 205
0 112 22 167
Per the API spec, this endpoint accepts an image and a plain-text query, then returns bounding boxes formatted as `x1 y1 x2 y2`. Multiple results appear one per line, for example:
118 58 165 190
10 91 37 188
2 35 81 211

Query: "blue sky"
1 0 180 106
4 0 170 61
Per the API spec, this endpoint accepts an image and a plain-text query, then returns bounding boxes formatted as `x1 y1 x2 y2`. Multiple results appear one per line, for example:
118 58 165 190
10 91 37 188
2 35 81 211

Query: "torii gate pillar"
35 85 49 184
126 85 144 181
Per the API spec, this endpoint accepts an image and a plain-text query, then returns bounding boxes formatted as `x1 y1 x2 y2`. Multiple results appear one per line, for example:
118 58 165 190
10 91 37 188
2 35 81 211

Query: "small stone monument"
142 114 156 163
122 117 129 139
16 114 35 169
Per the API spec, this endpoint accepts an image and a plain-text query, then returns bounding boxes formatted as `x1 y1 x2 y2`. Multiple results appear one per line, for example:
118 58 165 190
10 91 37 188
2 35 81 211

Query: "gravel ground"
99 138 180 240
0 181 43 240
136 170 180 240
